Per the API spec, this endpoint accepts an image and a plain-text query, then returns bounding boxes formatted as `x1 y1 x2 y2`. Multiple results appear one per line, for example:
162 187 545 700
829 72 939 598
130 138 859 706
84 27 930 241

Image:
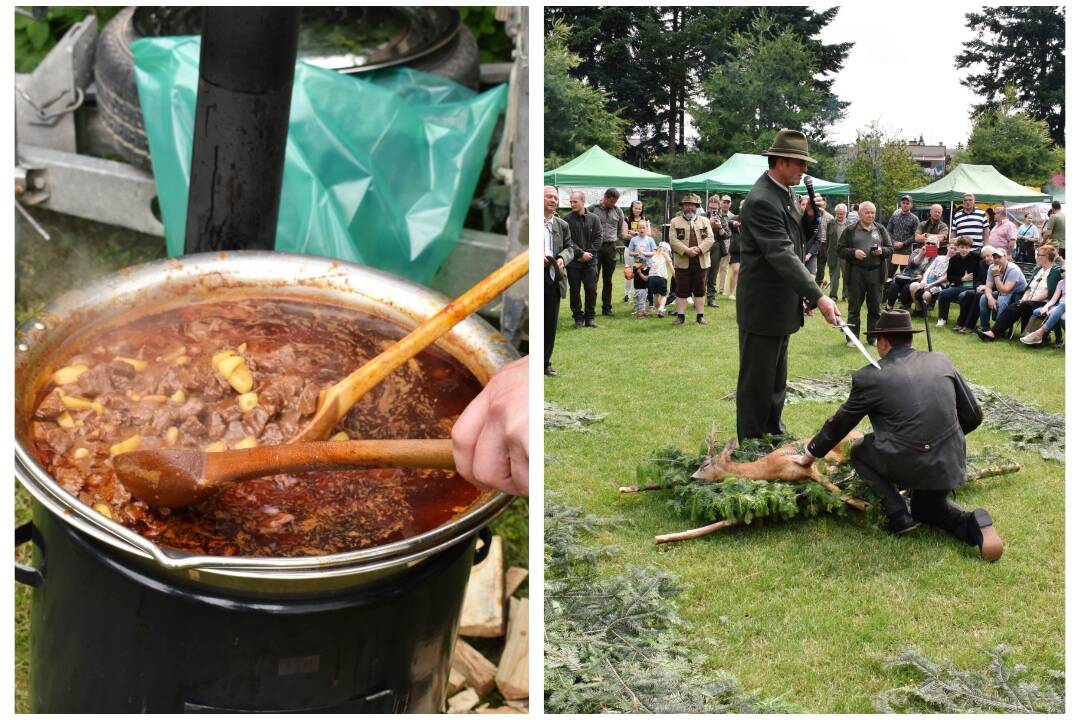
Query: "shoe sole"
893 521 920 536
973 508 1004 562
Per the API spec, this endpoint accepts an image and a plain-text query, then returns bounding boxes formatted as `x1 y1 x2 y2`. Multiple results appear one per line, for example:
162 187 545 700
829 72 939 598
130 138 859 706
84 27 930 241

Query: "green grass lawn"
544 294 1064 712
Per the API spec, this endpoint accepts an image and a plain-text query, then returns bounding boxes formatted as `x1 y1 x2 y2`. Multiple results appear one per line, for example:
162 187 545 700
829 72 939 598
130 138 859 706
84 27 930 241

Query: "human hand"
962 272 973 281
451 356 528 496
854 249 867 260
581 251 593 262
988 297 997 311
544 256 550 266
816 295 840 325
790 452 815 468
893 241 903 250
556 257 565 270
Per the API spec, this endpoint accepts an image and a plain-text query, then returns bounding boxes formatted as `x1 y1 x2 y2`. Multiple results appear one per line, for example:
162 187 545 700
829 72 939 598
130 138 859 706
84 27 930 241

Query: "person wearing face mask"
667 193 715 325
734 129 840 442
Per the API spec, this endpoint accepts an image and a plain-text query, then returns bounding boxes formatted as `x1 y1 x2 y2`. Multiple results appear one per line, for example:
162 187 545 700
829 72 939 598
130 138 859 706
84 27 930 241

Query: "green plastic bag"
132 36 507 285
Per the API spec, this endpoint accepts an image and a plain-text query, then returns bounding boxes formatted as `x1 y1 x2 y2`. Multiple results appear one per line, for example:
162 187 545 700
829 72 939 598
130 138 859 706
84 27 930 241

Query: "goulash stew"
29 298 484 557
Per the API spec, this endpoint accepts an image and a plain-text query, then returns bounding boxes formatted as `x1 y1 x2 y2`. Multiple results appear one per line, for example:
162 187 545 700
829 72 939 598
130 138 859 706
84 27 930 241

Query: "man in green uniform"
837 201 892 342
735 129 840 441
669 193 715 325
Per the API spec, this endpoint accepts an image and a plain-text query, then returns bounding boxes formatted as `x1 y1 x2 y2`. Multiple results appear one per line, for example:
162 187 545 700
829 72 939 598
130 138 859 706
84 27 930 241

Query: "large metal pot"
15 251 518 597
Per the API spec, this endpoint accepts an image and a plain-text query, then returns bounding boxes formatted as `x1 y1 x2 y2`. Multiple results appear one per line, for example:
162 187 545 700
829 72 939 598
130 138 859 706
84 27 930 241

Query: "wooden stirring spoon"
113 439 455 508
291 250 528 444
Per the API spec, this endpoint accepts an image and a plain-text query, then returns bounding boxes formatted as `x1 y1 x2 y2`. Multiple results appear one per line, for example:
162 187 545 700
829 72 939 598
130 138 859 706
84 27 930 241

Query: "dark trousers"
566 262 597 322
847 264 883 338
544 279 561 367
885 275 916 309
957 290 982 329
990 299 1044 337
822 255 844 300
851 436 981 545
598 242 618 313
736 329 789 442
706 241 724 301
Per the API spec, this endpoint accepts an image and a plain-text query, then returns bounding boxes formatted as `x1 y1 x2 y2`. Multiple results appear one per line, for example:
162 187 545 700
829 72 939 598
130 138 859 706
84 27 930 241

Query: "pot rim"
15 251 518 575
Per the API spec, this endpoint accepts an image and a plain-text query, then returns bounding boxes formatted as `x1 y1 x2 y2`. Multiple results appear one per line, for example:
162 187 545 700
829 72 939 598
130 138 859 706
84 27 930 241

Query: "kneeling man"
791 310 1003 561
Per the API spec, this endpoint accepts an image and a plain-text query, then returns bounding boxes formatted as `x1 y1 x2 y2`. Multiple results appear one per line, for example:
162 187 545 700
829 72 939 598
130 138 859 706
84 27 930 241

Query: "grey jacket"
806 346 983 490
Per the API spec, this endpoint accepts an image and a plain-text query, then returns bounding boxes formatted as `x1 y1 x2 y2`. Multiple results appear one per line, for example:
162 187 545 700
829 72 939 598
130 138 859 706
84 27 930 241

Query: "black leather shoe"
706 299 719 308
584 319 599 328
575 320 585 328
673 314 685 325
602 309 614 316
977 330 994 342
696 314 707 324
884 511 919 535
972 508 1004 561
544 365 558 377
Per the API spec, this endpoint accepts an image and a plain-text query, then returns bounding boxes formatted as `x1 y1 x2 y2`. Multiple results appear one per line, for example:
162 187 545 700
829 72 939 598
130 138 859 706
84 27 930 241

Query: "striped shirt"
951 207 988 247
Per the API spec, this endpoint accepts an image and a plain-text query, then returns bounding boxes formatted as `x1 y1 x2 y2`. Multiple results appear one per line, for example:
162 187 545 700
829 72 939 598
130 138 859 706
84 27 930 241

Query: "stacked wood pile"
446 536 529 713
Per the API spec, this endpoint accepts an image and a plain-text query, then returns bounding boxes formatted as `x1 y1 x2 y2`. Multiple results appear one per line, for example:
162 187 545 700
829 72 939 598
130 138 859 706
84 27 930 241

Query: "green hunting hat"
763 129 817 164
680 193 702 206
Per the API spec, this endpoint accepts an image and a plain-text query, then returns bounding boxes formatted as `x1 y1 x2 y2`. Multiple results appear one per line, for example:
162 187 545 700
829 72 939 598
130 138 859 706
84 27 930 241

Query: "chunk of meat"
244 404 272 437
34 390 67 419
223 420 248 446
181 415 207 439
296 382 321 416
42 425 74 455
206 412 226 441
77 366 114 398
259 422 285 445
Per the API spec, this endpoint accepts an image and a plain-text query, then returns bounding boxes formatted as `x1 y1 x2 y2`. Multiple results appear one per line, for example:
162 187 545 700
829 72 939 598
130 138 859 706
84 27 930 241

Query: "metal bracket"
16 145 164 237
15 15 98 151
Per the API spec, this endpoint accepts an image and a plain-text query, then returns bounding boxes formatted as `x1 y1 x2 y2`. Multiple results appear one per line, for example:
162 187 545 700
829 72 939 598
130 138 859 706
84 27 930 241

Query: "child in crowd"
649 240 675 318
626 220 657 316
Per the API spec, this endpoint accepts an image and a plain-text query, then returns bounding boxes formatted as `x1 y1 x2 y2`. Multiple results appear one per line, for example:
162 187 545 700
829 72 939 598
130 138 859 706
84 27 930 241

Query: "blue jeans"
979 292 1016 331
936 285 968 323
1033 301 1066 331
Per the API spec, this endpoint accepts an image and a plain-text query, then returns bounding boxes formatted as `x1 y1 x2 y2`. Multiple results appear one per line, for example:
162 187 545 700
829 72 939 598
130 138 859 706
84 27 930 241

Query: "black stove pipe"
184 7 301 253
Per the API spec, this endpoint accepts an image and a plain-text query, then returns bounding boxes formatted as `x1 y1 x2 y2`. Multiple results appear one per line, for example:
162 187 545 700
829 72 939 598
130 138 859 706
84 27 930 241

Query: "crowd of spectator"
542 186 1065 375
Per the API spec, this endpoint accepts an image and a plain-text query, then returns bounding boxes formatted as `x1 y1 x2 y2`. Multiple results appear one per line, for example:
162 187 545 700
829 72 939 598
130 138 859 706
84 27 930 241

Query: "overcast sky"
812 3 986 148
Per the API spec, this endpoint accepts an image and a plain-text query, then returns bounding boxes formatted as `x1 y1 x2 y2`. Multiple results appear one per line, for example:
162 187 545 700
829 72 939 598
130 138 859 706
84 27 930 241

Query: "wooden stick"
967 463 1022 480
813 477 870 512
654 518 742 544
292 251 529 443
618 483 669 493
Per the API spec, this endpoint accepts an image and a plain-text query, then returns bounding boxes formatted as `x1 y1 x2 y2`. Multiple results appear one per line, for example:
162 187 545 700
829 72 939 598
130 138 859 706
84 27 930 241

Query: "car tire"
93 7 481 169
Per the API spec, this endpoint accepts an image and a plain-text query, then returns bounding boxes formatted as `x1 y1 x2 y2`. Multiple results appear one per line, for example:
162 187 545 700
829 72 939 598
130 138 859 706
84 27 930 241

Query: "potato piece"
93 503 112 519
142 395 168 404
72 447 90 460
59 391 105 414
52 364 89 385
205 441 228 453
233 436 258 449
237 342 247 353
330 431 350 442
114 356 148 372
164 426 180 447
175 356 191 366
170 389 186 404
212 351 254 394
56 411 75 429
109 434 141 457
237 392 259 413
126 389 141 401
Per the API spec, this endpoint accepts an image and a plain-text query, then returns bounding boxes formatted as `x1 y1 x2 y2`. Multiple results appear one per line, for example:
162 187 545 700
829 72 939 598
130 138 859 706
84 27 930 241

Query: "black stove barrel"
184 7 301 253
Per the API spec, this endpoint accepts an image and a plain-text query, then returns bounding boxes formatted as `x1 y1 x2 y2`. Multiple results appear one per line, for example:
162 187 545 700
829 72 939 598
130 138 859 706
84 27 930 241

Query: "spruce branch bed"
627 434 1021 546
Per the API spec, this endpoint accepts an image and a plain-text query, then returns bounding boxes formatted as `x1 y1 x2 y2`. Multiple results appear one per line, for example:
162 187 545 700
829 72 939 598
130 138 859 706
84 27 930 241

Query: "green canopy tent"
543 145 673 190
903 164 1053 231
673 153 849 198
901 164 1053 205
